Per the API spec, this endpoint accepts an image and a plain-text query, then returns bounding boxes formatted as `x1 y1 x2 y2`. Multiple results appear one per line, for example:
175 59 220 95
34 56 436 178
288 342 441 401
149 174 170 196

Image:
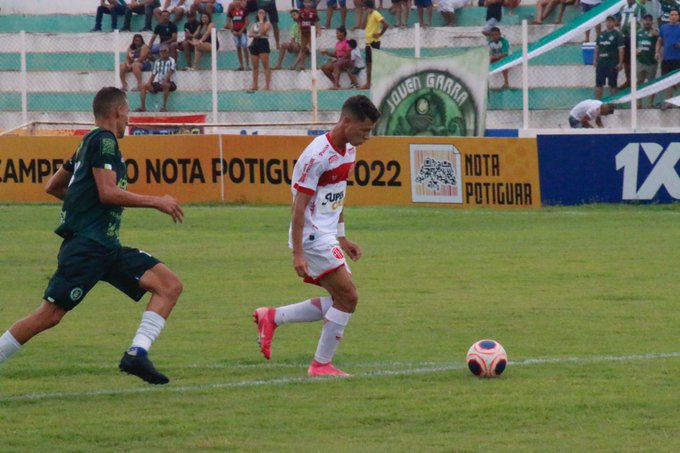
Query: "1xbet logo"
616 142 680 200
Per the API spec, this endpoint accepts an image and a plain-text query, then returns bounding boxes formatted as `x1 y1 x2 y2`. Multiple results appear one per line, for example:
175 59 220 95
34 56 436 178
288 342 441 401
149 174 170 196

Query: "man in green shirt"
0 87 184 385
593 15 624 99
636 13 659 107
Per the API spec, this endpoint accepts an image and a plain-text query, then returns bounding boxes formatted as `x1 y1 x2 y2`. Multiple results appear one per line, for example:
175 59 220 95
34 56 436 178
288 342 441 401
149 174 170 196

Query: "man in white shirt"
253 95 380 377
569 99 615 128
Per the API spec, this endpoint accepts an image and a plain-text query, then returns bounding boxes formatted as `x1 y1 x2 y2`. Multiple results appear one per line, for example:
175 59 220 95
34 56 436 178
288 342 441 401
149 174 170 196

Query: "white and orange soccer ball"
466 339 507 378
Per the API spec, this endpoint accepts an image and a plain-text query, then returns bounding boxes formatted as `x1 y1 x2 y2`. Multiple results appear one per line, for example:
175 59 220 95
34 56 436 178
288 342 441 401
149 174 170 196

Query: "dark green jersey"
637 28 658 65
596 29 624 69
55 128 127 249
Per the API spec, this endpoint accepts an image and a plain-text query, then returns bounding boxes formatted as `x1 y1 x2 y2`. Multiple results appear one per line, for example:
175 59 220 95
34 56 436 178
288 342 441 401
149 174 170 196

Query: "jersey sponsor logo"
318 188 345 212
102 138 117 157
331 246 344 259
616 142 680 200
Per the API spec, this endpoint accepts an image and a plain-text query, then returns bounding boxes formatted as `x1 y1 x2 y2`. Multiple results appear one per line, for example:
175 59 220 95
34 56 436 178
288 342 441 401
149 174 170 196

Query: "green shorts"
44 236 161 311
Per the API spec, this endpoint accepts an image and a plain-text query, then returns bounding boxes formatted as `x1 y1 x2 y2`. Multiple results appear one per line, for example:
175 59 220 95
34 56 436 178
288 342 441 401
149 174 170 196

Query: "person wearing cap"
568 99 615 128
137 44 177 112
593 15 624 100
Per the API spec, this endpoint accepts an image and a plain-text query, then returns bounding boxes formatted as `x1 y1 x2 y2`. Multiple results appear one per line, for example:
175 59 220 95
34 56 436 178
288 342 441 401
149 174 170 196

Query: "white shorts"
439 0 467 12
302 237 350 285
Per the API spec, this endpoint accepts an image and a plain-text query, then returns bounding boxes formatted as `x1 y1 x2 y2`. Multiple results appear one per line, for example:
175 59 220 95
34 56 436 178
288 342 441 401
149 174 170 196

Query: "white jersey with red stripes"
289 133 356 248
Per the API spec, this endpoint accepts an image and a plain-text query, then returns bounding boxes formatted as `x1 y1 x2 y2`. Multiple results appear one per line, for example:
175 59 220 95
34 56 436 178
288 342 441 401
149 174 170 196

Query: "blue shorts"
327 0 347 7
415 0 433 6
232 32 248 48
596 66 618 88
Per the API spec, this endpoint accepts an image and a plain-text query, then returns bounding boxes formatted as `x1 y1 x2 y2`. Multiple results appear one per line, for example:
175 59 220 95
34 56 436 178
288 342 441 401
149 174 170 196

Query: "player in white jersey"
253 95 380 377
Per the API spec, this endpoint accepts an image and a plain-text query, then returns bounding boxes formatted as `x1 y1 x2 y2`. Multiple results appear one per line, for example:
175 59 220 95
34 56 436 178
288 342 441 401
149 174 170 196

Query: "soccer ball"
466 339 507 378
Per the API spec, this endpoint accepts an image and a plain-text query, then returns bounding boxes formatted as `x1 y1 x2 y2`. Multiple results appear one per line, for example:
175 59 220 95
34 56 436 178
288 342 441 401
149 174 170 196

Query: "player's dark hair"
341 95 380 122
364 0 375 9
93 87 126 120
348 38 357 49
337 26 347 35
489 26 500 33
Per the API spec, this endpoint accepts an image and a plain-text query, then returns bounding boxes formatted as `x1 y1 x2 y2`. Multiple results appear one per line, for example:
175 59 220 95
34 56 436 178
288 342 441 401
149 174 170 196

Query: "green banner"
371 48 489 137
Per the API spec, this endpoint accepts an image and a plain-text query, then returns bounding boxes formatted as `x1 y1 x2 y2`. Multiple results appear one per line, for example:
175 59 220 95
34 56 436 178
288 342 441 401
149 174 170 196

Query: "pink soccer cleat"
253 307 278 360
307 360 351 377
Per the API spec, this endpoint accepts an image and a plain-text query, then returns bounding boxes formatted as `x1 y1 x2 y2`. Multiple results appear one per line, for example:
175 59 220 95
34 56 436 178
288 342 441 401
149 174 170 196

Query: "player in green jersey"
0 87 184 385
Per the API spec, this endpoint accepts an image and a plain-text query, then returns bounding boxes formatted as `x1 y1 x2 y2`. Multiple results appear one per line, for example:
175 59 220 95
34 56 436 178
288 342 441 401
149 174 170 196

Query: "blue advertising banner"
538 134 680 205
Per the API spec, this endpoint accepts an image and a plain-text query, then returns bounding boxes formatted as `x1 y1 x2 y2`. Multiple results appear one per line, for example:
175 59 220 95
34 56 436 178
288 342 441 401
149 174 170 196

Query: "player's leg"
110 249 182 385
1 237 109 365
308 266 357 376
0 302 67 363
253 296 333 360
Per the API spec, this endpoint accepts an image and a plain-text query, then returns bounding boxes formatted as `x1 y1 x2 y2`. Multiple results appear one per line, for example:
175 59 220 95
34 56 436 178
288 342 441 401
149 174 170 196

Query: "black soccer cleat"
119 351 170 385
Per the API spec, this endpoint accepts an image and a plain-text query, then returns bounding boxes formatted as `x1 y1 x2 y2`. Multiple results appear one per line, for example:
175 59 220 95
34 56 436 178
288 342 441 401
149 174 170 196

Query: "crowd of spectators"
91 0 680 109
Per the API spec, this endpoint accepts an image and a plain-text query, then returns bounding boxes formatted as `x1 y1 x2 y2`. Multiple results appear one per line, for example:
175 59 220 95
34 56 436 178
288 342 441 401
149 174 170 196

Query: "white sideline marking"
2 351 680 403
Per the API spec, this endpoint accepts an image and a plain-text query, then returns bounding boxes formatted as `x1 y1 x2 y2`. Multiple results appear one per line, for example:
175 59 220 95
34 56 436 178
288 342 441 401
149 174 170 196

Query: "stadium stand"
1 1 678 131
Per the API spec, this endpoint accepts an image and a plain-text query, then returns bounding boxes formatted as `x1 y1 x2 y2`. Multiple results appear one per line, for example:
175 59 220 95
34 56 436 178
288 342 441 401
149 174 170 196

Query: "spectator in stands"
656 9 680 109
92 0 127 32
325 0 348 29
580 0 602 42
120 33 152 91
363 0 389 89
555 0 578 25
321 26 352 89
148 10 179 59
137 44 177 112
636 14 659 108
657 0 680 27
121 0 160 32
292 0 321 71
248 9 273 91
273 9 302 70
482 0 503 37
531 0 561 25
391 0 407 28
189 0 224 16
226 0 251 70
439 0 468 26
256 0 281 49
593 15 624 99
617 0 645 88
414 0 433 27
488 26 510 89
177 11 200 68
348 38 365 88
155 0 187 24
568 99 615 127
185 12 219 70
352 0 366 31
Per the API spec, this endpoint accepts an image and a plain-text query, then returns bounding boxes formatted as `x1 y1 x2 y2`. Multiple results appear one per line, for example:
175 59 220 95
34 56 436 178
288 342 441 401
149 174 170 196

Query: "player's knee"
335 289 358 312
163 275 183 302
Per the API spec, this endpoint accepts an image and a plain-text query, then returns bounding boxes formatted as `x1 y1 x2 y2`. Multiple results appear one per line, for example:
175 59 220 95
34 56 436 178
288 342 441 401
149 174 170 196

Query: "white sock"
0 331 21 364
130 311 166 352
274 296 333 325
314 307 352 364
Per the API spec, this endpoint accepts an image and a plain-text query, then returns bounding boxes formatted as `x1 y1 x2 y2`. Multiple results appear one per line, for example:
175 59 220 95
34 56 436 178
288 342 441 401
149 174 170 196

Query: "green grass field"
1 203 680 452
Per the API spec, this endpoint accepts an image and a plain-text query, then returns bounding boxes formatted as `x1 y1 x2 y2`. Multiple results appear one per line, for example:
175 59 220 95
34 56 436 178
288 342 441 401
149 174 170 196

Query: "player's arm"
291 190 312 277
595 116 604 128
45 165 73 200
337 210 362 261
93 168 184 223
580 114 593 128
